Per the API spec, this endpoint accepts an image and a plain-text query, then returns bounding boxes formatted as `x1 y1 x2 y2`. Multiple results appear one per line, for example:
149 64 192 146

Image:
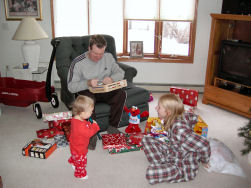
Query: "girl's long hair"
159 94 184 131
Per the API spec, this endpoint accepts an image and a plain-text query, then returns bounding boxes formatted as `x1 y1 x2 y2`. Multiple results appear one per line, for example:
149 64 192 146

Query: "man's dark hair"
89 35 107 50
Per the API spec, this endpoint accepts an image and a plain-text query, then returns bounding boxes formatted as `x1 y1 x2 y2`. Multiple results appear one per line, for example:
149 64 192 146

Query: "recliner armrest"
118 63 137 83
57 66 75 108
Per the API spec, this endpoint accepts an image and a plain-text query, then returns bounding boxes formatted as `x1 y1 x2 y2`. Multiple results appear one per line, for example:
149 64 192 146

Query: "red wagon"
0 40 61 119
0 77 59 119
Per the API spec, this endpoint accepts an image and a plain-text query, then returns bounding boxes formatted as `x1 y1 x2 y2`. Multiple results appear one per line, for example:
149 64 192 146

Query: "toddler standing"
142 94 210 184
68 95 100 180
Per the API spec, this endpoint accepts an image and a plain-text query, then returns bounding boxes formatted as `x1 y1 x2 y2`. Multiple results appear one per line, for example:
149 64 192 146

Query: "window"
51 0 198 63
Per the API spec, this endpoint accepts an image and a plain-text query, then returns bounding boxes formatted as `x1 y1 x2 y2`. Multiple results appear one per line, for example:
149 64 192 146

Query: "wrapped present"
43 111 72 130
22 138 57 159
61 121 71 141
36 127 64 139
170 87 199 107
47 119 71 130
194 116 208 138
126 132 146 146
54 135 69 147
43 111 72 122
101 133 145 154
102 133 127 150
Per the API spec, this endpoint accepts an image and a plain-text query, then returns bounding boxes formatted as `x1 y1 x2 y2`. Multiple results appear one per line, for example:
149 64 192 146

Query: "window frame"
50 0 198 63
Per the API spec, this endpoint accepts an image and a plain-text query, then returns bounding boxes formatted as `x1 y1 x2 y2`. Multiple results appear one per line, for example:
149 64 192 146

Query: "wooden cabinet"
202 14 251 118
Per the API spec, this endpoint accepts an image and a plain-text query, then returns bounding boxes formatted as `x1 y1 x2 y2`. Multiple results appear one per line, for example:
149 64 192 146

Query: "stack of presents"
22 111 72 159
22 87 208 158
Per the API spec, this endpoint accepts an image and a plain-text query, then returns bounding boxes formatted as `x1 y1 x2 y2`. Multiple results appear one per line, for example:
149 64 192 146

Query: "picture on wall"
4 0 42 20
130 41 144 58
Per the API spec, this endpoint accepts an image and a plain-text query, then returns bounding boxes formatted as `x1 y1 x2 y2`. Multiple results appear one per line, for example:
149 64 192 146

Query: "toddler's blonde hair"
72 95 94 116
159 94 184 131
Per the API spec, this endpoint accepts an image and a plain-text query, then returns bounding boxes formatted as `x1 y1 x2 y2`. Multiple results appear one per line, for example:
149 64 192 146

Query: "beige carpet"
0 93 250 188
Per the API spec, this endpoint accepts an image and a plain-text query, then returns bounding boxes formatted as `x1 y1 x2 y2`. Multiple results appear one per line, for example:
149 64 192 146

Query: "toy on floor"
148 92 153 102
144 117 162 133
22 138 57 159
124 106 149 133
193 116 208 138
144 117 168 142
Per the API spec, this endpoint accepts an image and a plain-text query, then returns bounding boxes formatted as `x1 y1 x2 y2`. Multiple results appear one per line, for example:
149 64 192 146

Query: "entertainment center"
203 14 251 118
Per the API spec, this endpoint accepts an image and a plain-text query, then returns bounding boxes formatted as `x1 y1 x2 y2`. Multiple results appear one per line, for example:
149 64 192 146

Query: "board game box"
89 80 127 93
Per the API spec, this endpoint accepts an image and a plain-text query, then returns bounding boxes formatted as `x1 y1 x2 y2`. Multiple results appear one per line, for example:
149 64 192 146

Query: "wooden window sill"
118 56 193 63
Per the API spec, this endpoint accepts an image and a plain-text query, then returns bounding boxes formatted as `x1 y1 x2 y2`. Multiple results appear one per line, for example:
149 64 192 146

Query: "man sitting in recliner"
67 35 126 150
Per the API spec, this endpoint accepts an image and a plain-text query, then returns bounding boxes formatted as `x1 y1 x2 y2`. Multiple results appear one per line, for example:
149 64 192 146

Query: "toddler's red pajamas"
68 154 87 178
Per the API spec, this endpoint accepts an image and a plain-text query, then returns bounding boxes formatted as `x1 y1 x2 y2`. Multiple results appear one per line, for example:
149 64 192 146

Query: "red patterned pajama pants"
68 154 87 178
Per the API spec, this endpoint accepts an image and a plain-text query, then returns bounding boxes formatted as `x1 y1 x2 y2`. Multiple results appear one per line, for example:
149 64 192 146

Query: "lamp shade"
12 17 48 41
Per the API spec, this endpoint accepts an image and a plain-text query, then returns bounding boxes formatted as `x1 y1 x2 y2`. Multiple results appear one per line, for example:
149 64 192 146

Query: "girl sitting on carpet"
142 94 211 184
68 95 100 180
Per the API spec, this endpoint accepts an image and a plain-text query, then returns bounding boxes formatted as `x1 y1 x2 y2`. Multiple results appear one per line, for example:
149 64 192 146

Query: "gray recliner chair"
49 35 150 131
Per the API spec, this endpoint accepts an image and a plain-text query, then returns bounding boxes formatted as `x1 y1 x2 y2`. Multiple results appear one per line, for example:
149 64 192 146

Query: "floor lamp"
12 17 48 72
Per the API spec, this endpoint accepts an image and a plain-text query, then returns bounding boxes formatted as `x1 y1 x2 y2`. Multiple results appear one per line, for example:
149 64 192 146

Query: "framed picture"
130 41 143 58
4 0 42 20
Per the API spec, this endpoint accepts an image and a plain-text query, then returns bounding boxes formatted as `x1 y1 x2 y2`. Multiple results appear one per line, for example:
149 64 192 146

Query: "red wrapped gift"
127 132 146 146
43 111 72 130
170 87 198 107
36 127 64 139
48 119 71 130
101 133 145 154
102 133 127 150
61 121 71 141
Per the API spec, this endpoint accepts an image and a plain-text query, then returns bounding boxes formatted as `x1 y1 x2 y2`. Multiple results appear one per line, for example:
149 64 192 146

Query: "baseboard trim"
134 82 204 93
54 80 61 89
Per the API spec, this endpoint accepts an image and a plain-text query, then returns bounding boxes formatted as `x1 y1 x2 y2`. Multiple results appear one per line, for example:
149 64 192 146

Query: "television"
217 40 251 87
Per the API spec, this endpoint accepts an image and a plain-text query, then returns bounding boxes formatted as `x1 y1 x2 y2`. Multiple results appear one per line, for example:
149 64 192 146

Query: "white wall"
0 0 52 77
0 0 222 84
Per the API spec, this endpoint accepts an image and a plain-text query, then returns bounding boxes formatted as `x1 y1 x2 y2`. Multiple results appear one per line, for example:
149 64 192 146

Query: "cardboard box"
22 139 57 159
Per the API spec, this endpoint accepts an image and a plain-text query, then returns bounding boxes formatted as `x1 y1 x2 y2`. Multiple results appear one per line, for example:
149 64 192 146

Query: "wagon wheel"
51 93 59 108
34 103 42 119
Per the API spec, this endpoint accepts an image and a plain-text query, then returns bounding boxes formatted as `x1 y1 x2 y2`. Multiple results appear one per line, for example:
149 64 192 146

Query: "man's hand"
88 79 99 87
103 77 113 84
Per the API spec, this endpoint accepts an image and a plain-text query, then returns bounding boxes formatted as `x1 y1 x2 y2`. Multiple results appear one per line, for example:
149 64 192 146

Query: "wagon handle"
46 39 61 101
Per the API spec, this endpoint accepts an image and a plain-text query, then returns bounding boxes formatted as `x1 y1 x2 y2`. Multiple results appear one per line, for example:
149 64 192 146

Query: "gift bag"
205 138 246 177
